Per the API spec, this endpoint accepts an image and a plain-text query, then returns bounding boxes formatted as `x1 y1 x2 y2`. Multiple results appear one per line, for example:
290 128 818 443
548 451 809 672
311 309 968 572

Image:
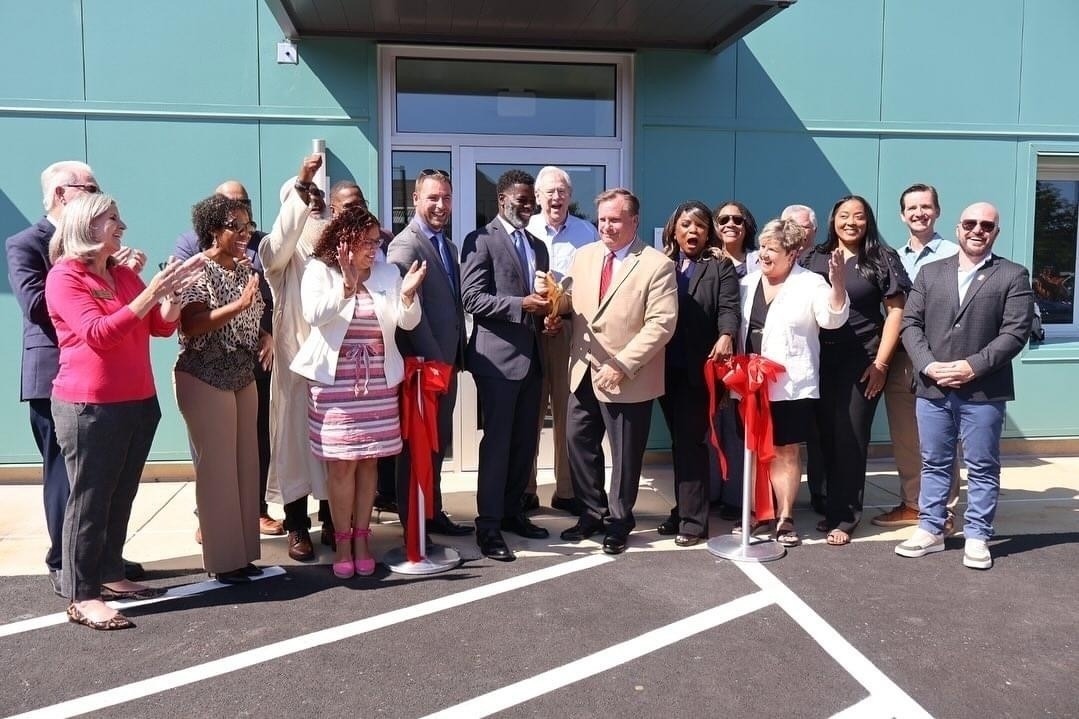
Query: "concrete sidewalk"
1 456 1077 578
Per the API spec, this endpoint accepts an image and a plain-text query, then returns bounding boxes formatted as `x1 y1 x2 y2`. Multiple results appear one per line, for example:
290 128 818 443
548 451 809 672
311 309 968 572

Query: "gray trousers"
53 396 161 601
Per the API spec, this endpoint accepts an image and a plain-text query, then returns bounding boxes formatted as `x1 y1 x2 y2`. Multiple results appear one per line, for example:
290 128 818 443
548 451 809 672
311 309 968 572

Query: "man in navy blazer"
460 170 552 561
6 161 145 595
895 202 1034 570
387 169 472 536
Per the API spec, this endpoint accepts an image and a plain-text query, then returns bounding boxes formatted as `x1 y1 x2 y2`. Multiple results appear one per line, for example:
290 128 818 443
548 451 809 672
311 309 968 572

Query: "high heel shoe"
353 527 376 576
332 530 355 579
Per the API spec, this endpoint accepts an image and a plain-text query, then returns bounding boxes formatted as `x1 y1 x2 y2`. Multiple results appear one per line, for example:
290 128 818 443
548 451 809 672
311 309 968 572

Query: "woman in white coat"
291 206 425 579
738 219 849 546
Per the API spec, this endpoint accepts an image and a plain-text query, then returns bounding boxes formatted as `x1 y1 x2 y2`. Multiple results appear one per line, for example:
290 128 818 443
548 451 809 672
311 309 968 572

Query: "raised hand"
401 260 427 301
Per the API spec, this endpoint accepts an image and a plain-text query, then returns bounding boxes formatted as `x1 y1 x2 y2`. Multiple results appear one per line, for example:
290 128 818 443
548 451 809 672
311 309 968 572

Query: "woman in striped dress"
291 207 426 579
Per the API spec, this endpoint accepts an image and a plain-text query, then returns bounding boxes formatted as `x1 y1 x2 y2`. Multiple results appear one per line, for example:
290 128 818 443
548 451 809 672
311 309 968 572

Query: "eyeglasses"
959 219 997 233
223 220 257 234
354 239 380 251
65 183 100 194
541 187 569 198
716 215 745 227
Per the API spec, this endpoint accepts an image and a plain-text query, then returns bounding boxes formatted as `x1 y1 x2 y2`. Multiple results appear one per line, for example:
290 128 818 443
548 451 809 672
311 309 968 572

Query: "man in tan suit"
555 188 678 554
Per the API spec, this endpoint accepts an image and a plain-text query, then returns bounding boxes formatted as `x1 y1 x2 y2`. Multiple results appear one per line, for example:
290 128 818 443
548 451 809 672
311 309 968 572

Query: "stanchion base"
707 535 786 563
383 545 462 575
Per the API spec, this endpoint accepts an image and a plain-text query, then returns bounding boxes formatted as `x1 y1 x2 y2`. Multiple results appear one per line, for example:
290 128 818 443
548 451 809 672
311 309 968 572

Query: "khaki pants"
527 327 575 500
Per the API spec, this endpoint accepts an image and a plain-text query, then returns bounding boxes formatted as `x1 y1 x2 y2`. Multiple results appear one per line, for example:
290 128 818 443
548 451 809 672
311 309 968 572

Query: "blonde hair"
49 193 118 264
757 218 806 254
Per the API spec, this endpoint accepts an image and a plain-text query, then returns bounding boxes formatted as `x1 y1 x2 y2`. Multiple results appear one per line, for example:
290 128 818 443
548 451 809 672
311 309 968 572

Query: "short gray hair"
536 165 572 192
41 160 94 213
781 204 817 230
49 193 118 264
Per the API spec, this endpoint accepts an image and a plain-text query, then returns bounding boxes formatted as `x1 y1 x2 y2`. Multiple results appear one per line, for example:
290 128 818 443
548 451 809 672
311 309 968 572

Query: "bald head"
214 180 249 201
955 202 1000 265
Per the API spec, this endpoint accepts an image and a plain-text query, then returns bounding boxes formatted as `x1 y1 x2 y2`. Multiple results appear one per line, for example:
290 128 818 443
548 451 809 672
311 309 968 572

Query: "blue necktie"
512 229 531 283
432 233 455 294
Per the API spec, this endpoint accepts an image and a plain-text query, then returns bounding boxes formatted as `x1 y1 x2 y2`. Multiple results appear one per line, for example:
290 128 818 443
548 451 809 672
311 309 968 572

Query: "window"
1033 156 1079 335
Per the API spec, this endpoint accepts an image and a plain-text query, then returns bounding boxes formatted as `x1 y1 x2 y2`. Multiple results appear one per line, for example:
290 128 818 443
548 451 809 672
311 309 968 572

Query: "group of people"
7 156 1034 630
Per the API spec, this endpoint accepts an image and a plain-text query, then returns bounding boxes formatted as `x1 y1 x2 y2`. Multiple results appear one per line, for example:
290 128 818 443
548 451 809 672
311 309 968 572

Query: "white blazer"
738 264 850 401
290 260 420 387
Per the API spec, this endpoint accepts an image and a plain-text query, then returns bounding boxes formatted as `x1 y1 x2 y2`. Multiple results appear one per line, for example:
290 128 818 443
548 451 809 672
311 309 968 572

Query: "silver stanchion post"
707 422 785 562
384 359 461 575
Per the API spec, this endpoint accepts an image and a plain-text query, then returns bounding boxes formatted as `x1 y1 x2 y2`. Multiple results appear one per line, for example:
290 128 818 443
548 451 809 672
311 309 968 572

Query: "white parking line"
736 562 933 719
421 591 773 719
5 554 613 719
0 567 287 639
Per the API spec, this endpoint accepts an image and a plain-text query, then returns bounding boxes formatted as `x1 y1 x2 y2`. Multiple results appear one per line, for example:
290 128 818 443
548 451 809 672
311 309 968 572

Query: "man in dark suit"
460 170 552 561
6 161 145 595
173 180 285 540
554 188 679 555
387 169 472 536
895 202 1034 570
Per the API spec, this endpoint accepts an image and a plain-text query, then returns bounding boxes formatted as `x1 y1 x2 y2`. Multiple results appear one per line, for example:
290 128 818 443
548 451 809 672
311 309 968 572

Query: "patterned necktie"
512 229 531 282
598 251 615 301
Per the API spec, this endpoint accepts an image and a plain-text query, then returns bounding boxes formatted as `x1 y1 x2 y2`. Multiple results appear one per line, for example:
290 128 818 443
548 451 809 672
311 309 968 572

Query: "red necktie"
598 251 614 301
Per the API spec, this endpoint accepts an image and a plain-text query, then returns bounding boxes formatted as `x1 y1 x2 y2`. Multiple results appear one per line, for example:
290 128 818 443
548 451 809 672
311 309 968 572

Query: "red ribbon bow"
400 357 454 563
705 354 786 523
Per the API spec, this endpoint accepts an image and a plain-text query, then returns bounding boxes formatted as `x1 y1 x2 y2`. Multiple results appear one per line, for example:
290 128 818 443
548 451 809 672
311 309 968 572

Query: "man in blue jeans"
894 202 1033 569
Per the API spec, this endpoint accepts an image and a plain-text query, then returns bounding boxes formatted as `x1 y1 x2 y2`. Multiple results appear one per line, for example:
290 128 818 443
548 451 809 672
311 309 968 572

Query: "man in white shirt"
523 166 598 516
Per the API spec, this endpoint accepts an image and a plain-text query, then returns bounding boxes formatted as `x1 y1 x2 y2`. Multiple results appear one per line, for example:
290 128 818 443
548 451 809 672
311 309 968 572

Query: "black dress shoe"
675 534 705 547
428 512 474 536
656 510 679 536
214 569 252 585
521 493 540 512
123 559 145 581
560 516 604 542
241 563 264 577
501 513 550 539
288 529 316 561
550 495 583 516
320 522 336 549
602 531 628 555
373 493 398 515
477 529 515 562
48 569 63 597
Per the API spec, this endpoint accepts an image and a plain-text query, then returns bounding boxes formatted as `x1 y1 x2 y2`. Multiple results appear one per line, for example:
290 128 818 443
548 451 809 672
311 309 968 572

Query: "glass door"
456 147 621 471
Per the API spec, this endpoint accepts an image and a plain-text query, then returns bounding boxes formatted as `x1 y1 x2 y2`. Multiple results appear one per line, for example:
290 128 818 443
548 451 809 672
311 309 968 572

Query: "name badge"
91 288 114 300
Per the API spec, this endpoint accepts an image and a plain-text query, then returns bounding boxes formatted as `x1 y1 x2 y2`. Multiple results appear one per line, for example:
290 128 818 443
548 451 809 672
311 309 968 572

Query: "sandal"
731 517 773 536
332 530 355 579
353 528 376 577
826 521 858 546
773 517 801 547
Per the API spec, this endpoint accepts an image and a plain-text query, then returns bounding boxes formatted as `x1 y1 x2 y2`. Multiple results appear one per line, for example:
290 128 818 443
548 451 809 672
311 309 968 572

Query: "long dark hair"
662 200 722 261
817 194 897 286
711 199 758 254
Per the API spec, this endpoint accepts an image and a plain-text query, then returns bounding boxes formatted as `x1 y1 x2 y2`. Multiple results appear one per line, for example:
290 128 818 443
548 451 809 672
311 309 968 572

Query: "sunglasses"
716 214 745 227
223 220 257 233
959 219 997 233
418 168 451 181
65 183 100 194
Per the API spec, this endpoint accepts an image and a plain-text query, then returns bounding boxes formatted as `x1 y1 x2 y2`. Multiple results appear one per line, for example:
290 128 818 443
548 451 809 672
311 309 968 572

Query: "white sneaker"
895 528 945 558
963 538 993 570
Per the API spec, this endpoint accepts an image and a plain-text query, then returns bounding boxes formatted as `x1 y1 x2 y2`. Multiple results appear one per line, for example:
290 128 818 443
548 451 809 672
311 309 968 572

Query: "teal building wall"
1 0 1077 464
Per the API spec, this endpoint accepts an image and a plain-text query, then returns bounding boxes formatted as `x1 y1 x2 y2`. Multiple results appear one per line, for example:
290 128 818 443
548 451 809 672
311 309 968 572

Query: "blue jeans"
915 394 1005 540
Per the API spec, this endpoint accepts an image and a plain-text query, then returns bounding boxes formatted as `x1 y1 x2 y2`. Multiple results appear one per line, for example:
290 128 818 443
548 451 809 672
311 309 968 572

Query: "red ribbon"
711 354 786 523
400 357 453 563
703 359 731 481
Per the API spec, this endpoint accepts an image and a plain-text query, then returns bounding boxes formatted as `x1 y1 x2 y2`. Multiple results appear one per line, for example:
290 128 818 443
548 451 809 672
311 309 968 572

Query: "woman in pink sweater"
46 193 203 630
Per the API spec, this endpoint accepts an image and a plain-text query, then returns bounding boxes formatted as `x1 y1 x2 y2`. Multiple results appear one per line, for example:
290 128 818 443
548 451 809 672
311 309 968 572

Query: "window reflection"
391 150 452 236
396 58 616 137
1033 179 1078 326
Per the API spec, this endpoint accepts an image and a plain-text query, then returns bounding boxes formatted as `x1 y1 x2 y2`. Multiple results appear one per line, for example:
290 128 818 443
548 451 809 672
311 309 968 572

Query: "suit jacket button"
954 323 961 328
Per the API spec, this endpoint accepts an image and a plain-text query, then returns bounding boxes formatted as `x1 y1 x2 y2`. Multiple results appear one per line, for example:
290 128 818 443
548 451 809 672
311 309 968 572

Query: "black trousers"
818 343 881 526
473 364 543 531
29 398 68 572
658 370 710 536
567 371 653 534
254 364 271 515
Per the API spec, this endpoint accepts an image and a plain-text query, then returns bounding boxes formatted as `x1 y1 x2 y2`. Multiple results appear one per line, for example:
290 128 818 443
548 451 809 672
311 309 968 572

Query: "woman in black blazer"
656 201 742 545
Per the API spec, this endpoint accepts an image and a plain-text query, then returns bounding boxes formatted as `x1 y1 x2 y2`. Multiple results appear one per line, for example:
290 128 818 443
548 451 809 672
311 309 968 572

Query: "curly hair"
496 169 534 196
310 205 382 266
661 200 722 261
191 195 251 250
712 200 759 253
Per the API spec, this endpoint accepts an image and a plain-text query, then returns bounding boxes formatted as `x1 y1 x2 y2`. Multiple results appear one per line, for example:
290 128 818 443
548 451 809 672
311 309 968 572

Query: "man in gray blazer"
386 169 472 536
460 170 552 561
895 202 1034 570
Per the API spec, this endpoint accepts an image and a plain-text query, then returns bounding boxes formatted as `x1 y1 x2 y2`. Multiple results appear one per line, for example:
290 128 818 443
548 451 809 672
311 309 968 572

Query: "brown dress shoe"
871 503 919 527
259 514 285 535
287 529 316 561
